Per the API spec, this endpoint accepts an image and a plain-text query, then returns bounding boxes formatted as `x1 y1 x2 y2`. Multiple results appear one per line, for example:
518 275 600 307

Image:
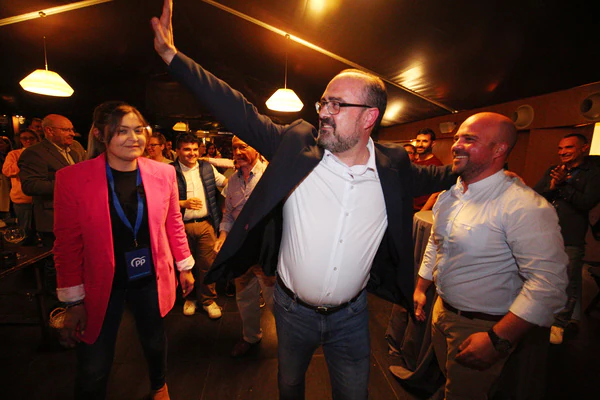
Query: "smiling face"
415 133 433 155
177 141 200 168
146 136 164 160
45 115 75 149
317 74 374 154
451 113 510 186
232 136 258 169
105 112 147 169
558 136 588 168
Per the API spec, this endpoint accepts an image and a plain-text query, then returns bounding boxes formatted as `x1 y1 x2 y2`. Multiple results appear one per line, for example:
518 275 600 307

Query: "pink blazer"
53 154 192 344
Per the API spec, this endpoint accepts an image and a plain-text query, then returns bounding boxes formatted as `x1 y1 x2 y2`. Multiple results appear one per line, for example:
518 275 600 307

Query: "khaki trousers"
431 297 512 400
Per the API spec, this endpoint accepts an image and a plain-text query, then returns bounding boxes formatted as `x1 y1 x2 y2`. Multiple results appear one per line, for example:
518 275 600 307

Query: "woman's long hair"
86 102 148 160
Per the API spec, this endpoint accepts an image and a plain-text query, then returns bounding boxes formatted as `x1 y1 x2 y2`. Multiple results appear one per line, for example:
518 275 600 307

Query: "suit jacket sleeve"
169 52 287 161
18 147 55 196
53 167 85 301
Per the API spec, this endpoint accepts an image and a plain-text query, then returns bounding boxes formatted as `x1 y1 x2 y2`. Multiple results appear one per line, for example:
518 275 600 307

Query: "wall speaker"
512 105 534 129
581 93 600 120
439 121 457 134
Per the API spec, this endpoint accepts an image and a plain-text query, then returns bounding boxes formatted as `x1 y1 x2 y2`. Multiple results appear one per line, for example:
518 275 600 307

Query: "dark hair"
87 102 148 159
175 133 200 149
417 128 436 141
403 143 416 152
337 69 387 133
563 133 588 145
17 129 40 148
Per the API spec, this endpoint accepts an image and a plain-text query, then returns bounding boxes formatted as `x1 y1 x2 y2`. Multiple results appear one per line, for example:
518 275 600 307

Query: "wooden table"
0 244 53 337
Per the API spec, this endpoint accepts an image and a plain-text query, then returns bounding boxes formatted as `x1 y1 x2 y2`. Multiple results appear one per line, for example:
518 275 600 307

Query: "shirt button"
339 239 343 244
334 267 337 271
326 293 331 296
345 212 349 217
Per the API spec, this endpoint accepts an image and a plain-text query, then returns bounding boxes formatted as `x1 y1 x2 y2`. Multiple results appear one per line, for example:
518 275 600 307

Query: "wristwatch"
487 328 512 353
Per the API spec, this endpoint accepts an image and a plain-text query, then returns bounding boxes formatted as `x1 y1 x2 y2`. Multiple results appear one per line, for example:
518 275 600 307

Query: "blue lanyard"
106 163 143 248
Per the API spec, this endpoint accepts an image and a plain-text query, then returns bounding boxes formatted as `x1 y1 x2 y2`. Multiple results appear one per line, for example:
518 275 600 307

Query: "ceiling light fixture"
19 36 74 97
172 121 188 132
266 34 303 112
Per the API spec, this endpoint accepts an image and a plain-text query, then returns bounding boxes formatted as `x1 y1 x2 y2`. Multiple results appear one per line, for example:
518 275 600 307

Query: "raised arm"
151 0 288 160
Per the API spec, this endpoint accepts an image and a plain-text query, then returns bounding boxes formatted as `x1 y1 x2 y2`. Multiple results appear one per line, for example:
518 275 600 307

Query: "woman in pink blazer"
54 102 194 400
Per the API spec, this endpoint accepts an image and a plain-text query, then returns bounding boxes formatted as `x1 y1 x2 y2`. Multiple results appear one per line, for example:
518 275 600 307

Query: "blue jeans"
273 282 370 400
75 279 166 400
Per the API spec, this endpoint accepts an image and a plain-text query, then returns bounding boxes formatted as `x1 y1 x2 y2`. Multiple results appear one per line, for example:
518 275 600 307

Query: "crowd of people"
2 1 597 399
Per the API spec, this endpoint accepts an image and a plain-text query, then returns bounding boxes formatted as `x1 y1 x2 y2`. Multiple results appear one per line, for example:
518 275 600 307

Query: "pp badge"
125 247 153 281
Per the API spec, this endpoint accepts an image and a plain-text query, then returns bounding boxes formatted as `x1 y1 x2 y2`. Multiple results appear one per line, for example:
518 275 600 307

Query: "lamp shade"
19 68 74 97
266 88 304 112
172 121 188 132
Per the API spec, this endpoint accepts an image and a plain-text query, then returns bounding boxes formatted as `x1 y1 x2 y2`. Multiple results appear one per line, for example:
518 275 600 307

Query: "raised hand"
151 0 177 64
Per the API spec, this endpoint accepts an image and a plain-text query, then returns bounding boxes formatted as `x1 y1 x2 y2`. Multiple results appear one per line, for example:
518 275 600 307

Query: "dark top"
108 168 154 289
534 157 600 247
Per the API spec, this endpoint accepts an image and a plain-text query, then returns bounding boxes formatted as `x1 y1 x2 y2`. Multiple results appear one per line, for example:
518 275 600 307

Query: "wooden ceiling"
1 0 599 135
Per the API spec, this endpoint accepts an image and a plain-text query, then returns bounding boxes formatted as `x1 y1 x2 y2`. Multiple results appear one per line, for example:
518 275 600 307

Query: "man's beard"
317 117 361 153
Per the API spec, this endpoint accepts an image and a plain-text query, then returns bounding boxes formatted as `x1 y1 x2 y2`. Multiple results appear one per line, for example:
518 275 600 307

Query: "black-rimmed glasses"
315 100 374 115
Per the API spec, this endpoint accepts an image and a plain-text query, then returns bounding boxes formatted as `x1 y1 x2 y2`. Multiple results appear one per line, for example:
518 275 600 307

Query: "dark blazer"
169 52 455 309
18 138 84 232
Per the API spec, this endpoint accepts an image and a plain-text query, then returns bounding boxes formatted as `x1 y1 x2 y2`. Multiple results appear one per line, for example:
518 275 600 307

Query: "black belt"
184 216 210 224
442 299 504 322
276 275 362 315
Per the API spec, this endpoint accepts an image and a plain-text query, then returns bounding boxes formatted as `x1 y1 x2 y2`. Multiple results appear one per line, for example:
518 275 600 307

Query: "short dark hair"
175 133 199 149
417 128 436 141
563 133 588 145
337 69 387 133
403 143 416 152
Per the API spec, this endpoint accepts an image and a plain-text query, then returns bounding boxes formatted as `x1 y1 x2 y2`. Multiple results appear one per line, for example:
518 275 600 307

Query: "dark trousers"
74 279 166 400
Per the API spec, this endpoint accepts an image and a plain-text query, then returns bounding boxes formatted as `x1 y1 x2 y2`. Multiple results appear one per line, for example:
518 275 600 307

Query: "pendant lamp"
172 121 189 132
266 34 303 112
19 36 74 97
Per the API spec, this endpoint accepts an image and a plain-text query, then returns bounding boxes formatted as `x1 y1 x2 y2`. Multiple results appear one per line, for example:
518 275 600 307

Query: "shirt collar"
236 158 266 178
178 160 198 172
455 169 506 195
323 138 378 177
49 140 71 153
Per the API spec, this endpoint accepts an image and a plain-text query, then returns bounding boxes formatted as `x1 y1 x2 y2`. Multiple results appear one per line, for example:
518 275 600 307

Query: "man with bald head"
413 112 568 399
152 1 456 398
19 114 84 246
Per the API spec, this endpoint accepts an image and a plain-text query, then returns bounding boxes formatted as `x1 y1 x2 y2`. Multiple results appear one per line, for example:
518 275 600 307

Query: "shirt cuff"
509 295 557 327
176 255 195 272
57 284 85 303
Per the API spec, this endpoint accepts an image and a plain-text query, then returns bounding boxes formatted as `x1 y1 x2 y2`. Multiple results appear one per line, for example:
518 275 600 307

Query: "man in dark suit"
152 2 454 398
19 114 84 246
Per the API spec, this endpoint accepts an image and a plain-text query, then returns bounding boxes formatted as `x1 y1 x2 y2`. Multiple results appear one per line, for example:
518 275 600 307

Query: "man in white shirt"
413 112 568 399
173 133 227 319
153 2 455 397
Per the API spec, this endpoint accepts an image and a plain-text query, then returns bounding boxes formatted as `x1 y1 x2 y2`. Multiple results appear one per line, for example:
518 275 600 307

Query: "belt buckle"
315 306 329 314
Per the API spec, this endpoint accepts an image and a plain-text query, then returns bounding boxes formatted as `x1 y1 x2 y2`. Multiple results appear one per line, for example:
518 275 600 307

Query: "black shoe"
230 339 261 357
